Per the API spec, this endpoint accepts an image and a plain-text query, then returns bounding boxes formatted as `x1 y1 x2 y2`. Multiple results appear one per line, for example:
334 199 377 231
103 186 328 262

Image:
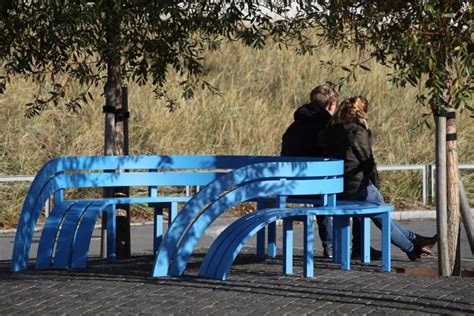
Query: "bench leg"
268 196 286 258
381 212 391 272
268 222 277 257
154 208 163 255
332 216 341 263
256 201 266 258
283 219 293 274
360 217 371 264
169 202 178 224
304 214 314 278
340 216 351 271
106 205 116 262
256 227 265 258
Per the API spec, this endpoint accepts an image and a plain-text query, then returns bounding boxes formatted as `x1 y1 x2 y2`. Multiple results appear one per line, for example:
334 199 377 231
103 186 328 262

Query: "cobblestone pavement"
1 248 473 315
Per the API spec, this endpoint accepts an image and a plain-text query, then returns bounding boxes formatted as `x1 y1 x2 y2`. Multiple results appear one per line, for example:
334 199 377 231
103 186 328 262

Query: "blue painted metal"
169 202 178 224
14 155 288 271
14 154 393 281
13 152 394 282
283 219 293 274
268 195 286 259
212 212 287 280
167 177 343 277
37 197 190 270
268 222 277 258
54 172 225 189
13 155 340 272
303 214 315 277
154 207 163 254
380 211 391 272
199 208 285 278
201 208 323 280
360 217 371 263
256 228 265 258
340 216 351 271
107 203 117 262
53 201 93 269
199 203 392 280
152 160 343 277
332 216 339 264
71 201 110 269
256 200 266 259
35 201 76 269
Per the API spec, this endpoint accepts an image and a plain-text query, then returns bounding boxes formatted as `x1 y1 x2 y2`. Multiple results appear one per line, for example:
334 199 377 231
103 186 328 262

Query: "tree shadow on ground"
0 250 473 314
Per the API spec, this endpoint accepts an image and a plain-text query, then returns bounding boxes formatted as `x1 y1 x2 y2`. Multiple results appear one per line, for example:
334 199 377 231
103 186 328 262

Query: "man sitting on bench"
281 84 338 258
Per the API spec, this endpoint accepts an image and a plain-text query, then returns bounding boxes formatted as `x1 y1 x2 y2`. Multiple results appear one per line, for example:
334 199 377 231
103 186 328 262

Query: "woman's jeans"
352 185 415 253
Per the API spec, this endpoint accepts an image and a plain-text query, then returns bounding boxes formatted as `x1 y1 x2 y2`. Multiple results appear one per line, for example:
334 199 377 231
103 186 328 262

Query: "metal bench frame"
12 155 336 272
12 155 393 281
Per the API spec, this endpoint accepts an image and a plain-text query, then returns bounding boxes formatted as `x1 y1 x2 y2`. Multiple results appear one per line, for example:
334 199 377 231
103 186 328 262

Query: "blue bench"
198 202 393 280
11 155 329 272
12 155 393 280
152 160 393 280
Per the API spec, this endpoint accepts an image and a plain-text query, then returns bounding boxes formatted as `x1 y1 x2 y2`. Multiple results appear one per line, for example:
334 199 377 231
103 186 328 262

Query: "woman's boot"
412 234 438 255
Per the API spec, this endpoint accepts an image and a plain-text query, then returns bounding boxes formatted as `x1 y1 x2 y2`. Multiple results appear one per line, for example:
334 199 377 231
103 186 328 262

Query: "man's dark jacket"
281 103 332 157
318 122 380 199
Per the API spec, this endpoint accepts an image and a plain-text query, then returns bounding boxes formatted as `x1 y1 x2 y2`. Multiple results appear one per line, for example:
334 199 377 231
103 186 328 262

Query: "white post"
435 114 449 276
44 197 51 218
422 165 427 205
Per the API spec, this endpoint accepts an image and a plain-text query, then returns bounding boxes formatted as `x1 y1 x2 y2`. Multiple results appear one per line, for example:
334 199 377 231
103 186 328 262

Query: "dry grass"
0 39 473 227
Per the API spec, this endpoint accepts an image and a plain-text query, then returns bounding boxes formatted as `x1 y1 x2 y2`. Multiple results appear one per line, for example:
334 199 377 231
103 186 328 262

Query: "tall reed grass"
0 40 472 227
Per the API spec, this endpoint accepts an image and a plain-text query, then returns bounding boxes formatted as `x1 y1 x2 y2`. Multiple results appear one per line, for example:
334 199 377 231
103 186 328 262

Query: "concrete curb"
391 210 436 221
0 210 441 234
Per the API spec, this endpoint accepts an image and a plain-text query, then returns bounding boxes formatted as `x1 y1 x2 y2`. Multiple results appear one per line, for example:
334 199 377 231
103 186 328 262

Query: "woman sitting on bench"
319 95 437 261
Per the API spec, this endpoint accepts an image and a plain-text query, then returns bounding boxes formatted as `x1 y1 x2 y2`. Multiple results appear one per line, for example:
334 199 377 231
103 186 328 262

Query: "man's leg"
352 217 361 250
316 215 332 257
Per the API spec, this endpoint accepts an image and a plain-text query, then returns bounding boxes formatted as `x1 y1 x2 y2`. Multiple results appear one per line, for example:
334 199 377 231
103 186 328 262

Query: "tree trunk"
103 1 123 156
446 110 461 275
104 64 122 156
113 79 124 156
101 2 130 258
434 113 450 276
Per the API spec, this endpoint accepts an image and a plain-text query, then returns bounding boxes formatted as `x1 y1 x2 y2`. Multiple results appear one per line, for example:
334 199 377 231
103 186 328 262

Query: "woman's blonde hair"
334 96 369 129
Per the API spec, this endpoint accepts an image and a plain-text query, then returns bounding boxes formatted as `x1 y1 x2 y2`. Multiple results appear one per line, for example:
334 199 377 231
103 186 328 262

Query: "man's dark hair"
309 84 338 108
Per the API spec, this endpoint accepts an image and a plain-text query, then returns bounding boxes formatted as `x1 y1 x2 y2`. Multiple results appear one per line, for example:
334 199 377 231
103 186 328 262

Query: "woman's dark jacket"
318 121 380 199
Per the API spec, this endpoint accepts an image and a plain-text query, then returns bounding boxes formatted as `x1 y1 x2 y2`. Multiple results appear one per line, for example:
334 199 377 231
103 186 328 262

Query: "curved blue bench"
198 202 393 280
13 154 393 280
12 155 332 272
152 159 344 277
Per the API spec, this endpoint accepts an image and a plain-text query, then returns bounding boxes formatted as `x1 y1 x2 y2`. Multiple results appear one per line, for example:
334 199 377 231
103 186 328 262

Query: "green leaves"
311 0 473 115
3 1 471 117
2 1 317 115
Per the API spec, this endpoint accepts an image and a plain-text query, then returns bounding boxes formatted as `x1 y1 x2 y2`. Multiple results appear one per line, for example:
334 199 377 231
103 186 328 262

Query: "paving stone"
1 247 474 315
